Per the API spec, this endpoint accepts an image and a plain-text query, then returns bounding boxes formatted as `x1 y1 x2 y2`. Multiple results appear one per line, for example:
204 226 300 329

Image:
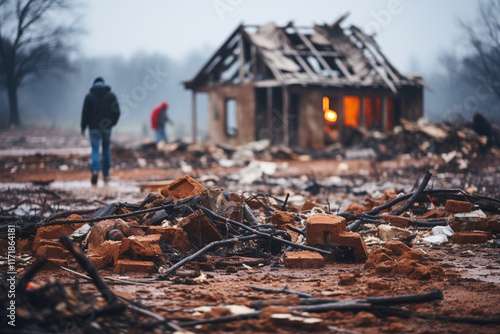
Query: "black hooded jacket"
81 84 120 132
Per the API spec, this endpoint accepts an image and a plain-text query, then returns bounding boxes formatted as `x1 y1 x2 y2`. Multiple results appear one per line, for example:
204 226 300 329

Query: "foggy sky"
81 0 478 74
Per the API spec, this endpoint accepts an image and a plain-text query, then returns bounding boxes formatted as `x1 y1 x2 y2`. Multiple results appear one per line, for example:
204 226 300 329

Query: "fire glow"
323 97 337 122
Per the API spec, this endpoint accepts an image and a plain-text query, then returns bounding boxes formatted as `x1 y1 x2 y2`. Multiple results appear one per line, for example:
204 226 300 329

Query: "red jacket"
151 102 169 129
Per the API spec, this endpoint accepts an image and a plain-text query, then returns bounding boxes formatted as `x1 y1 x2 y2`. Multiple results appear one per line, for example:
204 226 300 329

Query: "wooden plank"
290 23 340 80
282 86 289 146
240 28 285 84
186 24 243 88
350 27 400 84
277 27 319 81
192 92 197 143
238 34 245 82
267 87 273 140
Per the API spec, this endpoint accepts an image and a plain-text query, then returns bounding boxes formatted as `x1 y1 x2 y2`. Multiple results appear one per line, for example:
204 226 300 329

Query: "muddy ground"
1 127 499 333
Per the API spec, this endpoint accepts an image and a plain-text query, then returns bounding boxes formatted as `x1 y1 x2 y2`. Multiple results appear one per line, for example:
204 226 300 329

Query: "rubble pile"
1 172 499 332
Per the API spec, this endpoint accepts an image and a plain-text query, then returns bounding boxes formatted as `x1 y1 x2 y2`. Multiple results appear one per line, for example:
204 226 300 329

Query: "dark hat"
93 77 104 84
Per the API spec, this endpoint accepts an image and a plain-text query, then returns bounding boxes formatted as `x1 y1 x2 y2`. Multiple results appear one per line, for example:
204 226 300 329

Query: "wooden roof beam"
290 22 341 80
350 26 400 84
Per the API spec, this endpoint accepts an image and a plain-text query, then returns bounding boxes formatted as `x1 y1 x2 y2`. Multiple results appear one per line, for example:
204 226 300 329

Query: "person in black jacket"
81 77 120 185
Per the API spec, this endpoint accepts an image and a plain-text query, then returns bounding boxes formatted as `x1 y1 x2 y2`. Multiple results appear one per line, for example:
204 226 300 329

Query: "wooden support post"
238 33 245 83
282 86 289 146
381 96 387 132
338 96 345 144
359 96 365 128
267 87 273 140
191 91 197 143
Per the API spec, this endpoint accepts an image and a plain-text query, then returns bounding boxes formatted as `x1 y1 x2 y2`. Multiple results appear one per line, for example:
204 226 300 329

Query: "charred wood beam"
16 256 48 295
248 285 313 298
198 205 332 255
158 234 259 280
37 196 201 227
290 22 340 80
59 235 117 304
391 171 432 215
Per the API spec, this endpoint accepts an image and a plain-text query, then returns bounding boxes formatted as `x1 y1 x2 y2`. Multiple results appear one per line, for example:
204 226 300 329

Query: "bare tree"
0 0 78 128
462 0 500 102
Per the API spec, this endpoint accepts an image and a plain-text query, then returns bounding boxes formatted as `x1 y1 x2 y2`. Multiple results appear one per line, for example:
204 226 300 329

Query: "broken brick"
160 175 206 200
394 258 418 276
87 219 140 254
306 214 346 245
34 222 83 244
146 226 177 242
33 239 64 253
300 200 321 212
451 218 500 234
353 312 379 327
339 273 357 286
179 210 221 246
88 240 121 267
365 250 394 269
119 235 165 262
35 245 70 259
272 210 295 229
375 261 396 274
399 249 426 262
172 228 192 253
114 259 155 274
306 214 368 261
451 232 489 244
445 199 473 213
382 215 411 228
283 251 324 269
383 241 411 256
367 279 391 290
410 265 432 280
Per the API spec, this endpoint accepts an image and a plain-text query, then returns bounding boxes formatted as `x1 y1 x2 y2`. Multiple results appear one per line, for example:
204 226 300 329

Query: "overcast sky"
81 0 478 74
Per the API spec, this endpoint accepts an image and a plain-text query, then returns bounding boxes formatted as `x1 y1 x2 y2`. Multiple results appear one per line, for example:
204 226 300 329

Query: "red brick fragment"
272 210 295 229
445 199 473 213
179 210 221 245
88 240 121 267
146 226 177 242
306 214 368 261
283 251 324 269
114 259 155 274
306 214 346 245
119 235 165 262
160 175 206 200
172 228 192 253
382 215 410 228
451 232 489 244
339 273 357 286
35 245 70 259
383 241 411 256
300 200 321 211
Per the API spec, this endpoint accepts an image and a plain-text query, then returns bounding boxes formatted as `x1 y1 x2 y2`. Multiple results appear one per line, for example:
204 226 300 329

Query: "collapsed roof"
185 14 424 93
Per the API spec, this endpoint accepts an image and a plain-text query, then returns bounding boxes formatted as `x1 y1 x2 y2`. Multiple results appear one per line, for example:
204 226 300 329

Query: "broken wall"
400 86 423 122
209 84 256 146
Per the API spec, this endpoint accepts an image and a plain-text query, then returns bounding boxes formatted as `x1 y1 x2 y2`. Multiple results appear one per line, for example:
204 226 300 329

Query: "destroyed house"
184 15 425 149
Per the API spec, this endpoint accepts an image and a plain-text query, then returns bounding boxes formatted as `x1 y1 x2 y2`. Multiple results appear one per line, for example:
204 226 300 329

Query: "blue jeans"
89 129 111 177
154 128 167 144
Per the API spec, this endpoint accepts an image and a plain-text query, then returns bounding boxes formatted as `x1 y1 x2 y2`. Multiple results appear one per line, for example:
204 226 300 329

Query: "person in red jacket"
150 101 170 144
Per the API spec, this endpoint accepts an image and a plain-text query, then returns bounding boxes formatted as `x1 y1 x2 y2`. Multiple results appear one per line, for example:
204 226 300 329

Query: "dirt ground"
1 127 499 333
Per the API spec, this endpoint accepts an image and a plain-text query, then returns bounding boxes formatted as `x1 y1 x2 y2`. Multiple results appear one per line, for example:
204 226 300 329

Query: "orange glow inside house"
343 96 360 127
323 97 337 123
